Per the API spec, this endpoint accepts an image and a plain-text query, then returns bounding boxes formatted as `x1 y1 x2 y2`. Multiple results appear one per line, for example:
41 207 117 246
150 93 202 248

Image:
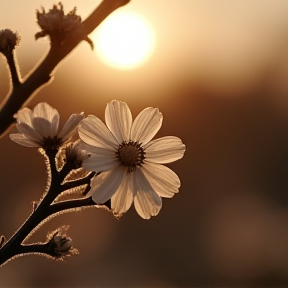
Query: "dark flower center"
42 136 62 150
116 141 145 172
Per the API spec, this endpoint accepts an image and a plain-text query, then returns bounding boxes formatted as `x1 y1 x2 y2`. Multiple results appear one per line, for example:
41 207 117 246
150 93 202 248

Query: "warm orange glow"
92 11 156 70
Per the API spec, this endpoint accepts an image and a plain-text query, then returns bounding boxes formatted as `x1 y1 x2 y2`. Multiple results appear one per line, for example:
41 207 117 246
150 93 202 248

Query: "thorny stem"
0 149 100 267
0 0 130 138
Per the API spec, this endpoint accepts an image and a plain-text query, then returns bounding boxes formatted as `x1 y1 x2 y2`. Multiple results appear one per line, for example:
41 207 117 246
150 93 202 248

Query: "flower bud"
52 235 73 254
47 226 78 259
0 29 20 56
65 141 90 168
35 2 93 48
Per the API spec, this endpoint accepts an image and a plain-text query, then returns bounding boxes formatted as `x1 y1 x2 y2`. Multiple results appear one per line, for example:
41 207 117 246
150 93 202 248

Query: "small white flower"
78 100 185 219
10 102 84 149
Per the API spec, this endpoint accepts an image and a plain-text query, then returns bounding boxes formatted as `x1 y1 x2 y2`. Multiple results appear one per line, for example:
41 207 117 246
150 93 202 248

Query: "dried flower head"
35 2 93 48
47 226 78 260
0 29 20 56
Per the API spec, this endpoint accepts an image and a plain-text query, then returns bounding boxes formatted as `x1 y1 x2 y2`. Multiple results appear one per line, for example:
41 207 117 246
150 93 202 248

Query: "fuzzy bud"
35 2 93 48
53 235 73 253
65 141 90 168
47 226 78 259
0 29 20 56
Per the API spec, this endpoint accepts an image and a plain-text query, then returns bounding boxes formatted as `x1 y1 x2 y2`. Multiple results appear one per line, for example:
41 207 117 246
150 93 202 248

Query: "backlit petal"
50 113 60 136
105 100 132 143
79 142 116 156
17 108 33 126
82 154 118 172
131 107 163 145
133 168 162 219
58 112 84 141
9 134 41 147
33 102 59 122
32 117 57 138
32 103 59 137
88 166 125 204
144 136 186 164
78 115 118 149
111 172 133 216
16 122 42 142
141 162 180 198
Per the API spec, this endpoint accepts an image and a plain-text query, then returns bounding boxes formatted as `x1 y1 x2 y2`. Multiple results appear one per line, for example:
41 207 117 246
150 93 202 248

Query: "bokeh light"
92 10 156 70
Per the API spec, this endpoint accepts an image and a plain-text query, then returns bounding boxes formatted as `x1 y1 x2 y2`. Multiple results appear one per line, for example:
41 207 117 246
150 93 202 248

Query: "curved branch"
0 0 130 138
82 0 130 35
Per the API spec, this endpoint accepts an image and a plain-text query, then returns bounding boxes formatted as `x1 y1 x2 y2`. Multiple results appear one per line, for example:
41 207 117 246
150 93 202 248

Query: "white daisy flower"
78 100 186 219
10 102 84 149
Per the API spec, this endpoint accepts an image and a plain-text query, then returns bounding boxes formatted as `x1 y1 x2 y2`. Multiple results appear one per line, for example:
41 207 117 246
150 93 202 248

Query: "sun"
92 11 156 70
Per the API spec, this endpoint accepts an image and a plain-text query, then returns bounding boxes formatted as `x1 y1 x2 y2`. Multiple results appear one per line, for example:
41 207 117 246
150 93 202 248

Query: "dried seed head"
47 226 78 259
53 235 73 253
0 29 20 56
35 2 93 48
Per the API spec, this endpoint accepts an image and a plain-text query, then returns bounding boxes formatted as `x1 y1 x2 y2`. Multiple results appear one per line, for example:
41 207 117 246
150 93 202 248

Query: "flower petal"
9 133 41 147
32 117 57 138
131 107 163 145
82 154 119 172
105 100 132 143
17 108 33 126
144 136 186 164
133 168 162 219
32 102 60 137
111 172 133 216
58 112 85 141
33 102 59 122
141 162 180 198
16 122 43 142
78 115 118 149
88 165 125 204
78 142 117 155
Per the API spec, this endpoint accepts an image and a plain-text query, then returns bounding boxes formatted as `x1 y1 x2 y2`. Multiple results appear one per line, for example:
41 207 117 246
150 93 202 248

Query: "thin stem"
0 150 99 266
12 243 51 258
49 196 96 215
0 197 97 266
6 51 21 85
61 171 96 191
0 175 62 264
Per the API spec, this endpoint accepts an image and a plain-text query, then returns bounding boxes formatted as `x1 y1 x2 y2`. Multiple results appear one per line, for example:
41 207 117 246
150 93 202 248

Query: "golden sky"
2 1 288 287
1 0 288 108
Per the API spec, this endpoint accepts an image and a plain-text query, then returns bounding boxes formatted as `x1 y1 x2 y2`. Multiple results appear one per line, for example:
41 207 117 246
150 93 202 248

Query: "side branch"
82 0 130 35
6 51 21 85
0 0 130 138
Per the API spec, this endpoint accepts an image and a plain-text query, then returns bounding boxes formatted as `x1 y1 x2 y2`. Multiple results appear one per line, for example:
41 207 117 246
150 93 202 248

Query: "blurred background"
1 0 288 287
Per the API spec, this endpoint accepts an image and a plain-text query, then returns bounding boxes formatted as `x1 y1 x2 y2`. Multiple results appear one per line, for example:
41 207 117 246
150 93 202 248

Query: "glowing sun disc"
94 11 156 70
